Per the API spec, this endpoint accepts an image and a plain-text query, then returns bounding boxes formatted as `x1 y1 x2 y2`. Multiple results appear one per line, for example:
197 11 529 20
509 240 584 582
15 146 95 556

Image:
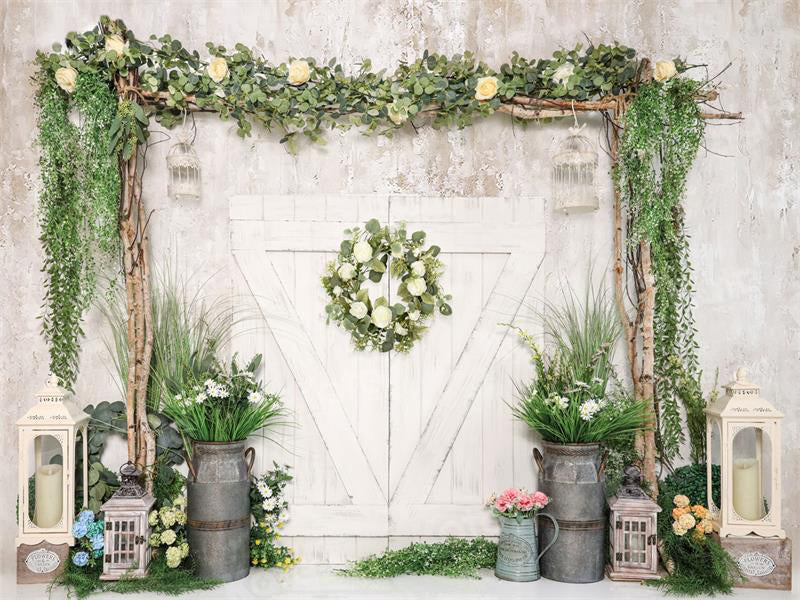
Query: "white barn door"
230 194 545 562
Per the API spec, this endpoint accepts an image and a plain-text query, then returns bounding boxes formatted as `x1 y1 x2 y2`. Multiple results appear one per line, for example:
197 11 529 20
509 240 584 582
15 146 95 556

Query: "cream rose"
673 494 690 508
104 34 127 55
410 260 426 277
408 310 420 321
654 60 677 82
288 60 311 85
349 301 368 320
337 263 356 281
552 62 575 85
387 102 408 125
406 277 426 296
671 521 687 537
353 241 373 263
207 56 229 83
371 305 393 329
395 323 407 336
474 76 499 101
678 513 696 530
55 67 77 93
333 285 342 296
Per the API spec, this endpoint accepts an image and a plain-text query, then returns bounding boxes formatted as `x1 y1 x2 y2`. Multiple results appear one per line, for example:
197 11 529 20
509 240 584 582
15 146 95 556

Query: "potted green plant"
161 354 283 583
510 284 648 583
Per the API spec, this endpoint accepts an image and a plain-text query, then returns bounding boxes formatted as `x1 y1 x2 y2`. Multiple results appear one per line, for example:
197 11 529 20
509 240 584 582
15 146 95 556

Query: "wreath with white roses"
322 219 453 352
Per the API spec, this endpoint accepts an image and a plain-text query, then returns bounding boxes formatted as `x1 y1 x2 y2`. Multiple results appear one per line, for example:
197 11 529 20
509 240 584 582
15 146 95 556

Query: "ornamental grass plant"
161 354 284 445
512 282 649 444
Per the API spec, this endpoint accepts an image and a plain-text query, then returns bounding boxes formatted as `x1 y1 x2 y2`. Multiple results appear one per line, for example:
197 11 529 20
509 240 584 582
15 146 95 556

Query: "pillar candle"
732 458 761 520
34 464 63 528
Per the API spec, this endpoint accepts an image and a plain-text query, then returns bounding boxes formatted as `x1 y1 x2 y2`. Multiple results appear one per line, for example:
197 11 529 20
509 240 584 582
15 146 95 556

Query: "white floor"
8 566 798 600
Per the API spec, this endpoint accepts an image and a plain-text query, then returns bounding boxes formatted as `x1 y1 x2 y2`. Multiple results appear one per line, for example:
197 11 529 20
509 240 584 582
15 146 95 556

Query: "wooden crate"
17 542 68 584
717 534 792 591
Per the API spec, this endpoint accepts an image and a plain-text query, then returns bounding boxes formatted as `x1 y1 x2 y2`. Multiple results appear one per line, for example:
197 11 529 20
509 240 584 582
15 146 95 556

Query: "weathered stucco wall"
1 0 798 577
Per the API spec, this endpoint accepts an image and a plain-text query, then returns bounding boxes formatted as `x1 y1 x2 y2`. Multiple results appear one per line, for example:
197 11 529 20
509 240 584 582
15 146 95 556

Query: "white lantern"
101 462 155 580
16 375 89 583
167 131 200 201
705 368 785 538
552 123 598 214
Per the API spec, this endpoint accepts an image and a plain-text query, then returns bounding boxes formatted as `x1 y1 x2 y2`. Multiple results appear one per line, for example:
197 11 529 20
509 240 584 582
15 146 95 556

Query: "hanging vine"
615 78 707 466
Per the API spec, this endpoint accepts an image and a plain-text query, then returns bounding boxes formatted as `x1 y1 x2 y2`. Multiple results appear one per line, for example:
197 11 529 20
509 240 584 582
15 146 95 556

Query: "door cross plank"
234 250 385 506
391 249 545 505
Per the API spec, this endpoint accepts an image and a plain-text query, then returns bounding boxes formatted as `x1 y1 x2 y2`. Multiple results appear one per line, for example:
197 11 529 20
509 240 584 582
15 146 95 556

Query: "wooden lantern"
552 123 598 214
101 462 155 580
607 466 662 581
16 375 89 583
705 368 785 538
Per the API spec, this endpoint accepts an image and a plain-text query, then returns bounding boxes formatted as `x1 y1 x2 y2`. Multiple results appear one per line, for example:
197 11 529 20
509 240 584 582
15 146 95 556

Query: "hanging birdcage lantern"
552 121 598 214
167 129 200 202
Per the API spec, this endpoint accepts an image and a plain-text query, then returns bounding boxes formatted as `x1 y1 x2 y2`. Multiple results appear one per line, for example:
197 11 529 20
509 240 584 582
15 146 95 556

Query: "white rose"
349 301 368 320
408 310 420 322
387 102 408 125
55 67 77 93
406 277 426 296
337 263 356 281
207 56 229 83
410 261 426 277
552 62 575 85
654 60 677 82
371 305 393 329
287 60 311 85
353 241 373 263
395 323 408 336
104 34 127 55
333 286 342 296
474 76 499 100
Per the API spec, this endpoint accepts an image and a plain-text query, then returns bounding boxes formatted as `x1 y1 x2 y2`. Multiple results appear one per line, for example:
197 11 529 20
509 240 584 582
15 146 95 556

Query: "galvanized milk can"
495 514 559 582
534 442 607 583
186 440 255 582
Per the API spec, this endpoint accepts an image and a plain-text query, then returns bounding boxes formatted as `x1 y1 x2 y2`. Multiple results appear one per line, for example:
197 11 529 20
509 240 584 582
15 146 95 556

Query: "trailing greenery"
102 264 238 412
52 553 219 600
648 464 740 596
36 69 120 389
511 283 649 444
615 78 707 464
339 538 497 579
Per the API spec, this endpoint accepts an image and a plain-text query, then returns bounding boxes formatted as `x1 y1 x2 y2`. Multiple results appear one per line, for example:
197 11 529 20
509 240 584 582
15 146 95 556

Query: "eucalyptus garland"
322 219 452 352
615 78 706 463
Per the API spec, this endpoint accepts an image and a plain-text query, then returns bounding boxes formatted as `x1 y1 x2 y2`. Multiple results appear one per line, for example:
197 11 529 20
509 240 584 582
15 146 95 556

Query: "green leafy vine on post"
615 78 707 464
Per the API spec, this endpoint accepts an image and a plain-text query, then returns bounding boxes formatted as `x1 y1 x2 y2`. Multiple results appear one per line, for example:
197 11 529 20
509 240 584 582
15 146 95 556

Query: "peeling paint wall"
1 0 798 574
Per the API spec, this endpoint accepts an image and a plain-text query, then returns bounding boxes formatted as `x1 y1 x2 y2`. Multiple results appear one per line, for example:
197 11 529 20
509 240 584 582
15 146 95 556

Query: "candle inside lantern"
732 458 762 520
34 464 63 528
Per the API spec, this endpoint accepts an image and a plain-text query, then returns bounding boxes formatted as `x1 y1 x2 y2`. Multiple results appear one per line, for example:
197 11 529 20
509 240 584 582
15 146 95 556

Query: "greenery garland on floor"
615 78 708 465
648 464 741 596
339 537 497 579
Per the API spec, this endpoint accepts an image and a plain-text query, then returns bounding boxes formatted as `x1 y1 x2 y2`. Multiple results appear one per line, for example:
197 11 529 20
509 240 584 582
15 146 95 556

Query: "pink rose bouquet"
486 488 549 519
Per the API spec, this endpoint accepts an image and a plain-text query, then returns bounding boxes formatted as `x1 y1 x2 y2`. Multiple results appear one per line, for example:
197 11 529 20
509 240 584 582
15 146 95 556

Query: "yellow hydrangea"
673 494 690 508
678 513 696 530
672 521 687 536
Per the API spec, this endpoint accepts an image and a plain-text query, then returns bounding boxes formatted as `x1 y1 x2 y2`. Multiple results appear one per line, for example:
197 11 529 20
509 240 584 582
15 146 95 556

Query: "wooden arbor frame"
116 63 741 494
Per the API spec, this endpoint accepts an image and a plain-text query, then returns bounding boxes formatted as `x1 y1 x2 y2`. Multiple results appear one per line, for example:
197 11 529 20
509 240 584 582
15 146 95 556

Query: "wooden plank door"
230 194 545 561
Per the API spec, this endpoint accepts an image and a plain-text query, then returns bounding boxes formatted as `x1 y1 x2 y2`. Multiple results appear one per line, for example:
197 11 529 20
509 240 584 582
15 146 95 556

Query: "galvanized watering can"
495 514 559 582
186 440 255 583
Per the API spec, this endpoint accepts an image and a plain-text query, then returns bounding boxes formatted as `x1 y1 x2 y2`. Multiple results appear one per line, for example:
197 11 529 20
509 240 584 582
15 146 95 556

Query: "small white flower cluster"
578 397 608 421
544 395 570 410
248 391 265 404
205 379 229 399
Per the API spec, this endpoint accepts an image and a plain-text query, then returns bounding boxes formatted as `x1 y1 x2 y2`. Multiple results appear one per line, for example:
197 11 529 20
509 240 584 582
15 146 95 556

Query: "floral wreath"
322 219 452 352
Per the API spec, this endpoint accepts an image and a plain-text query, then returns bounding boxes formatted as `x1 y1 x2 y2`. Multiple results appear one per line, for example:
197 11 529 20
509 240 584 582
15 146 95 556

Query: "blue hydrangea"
90 533 104 551
72 551 89 567
87 520 104 537
72 521 88 539
77 510 95 525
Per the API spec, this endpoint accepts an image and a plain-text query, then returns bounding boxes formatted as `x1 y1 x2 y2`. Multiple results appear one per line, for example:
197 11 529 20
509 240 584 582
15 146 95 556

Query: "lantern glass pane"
28 434 64 528
732 426 771 520
710 421 722 510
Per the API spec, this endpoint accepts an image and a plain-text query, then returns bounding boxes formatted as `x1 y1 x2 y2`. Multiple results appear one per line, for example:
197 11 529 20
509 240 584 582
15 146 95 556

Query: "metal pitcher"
495 514 559 582
186 440 255 583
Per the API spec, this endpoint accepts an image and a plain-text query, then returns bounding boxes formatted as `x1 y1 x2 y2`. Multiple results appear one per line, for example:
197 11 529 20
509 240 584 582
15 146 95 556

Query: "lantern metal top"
101 462 155 511
553 125 598 166
17 374 89 427
704 367 783 419
608 466 661 512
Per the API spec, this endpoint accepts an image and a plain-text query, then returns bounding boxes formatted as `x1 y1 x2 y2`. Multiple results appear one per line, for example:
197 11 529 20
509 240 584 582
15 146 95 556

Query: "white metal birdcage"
167 130 200 201
552 121 598 214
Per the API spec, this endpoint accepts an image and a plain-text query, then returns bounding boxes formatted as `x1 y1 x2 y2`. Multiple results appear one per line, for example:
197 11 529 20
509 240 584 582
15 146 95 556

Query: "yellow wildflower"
255 539 261 545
